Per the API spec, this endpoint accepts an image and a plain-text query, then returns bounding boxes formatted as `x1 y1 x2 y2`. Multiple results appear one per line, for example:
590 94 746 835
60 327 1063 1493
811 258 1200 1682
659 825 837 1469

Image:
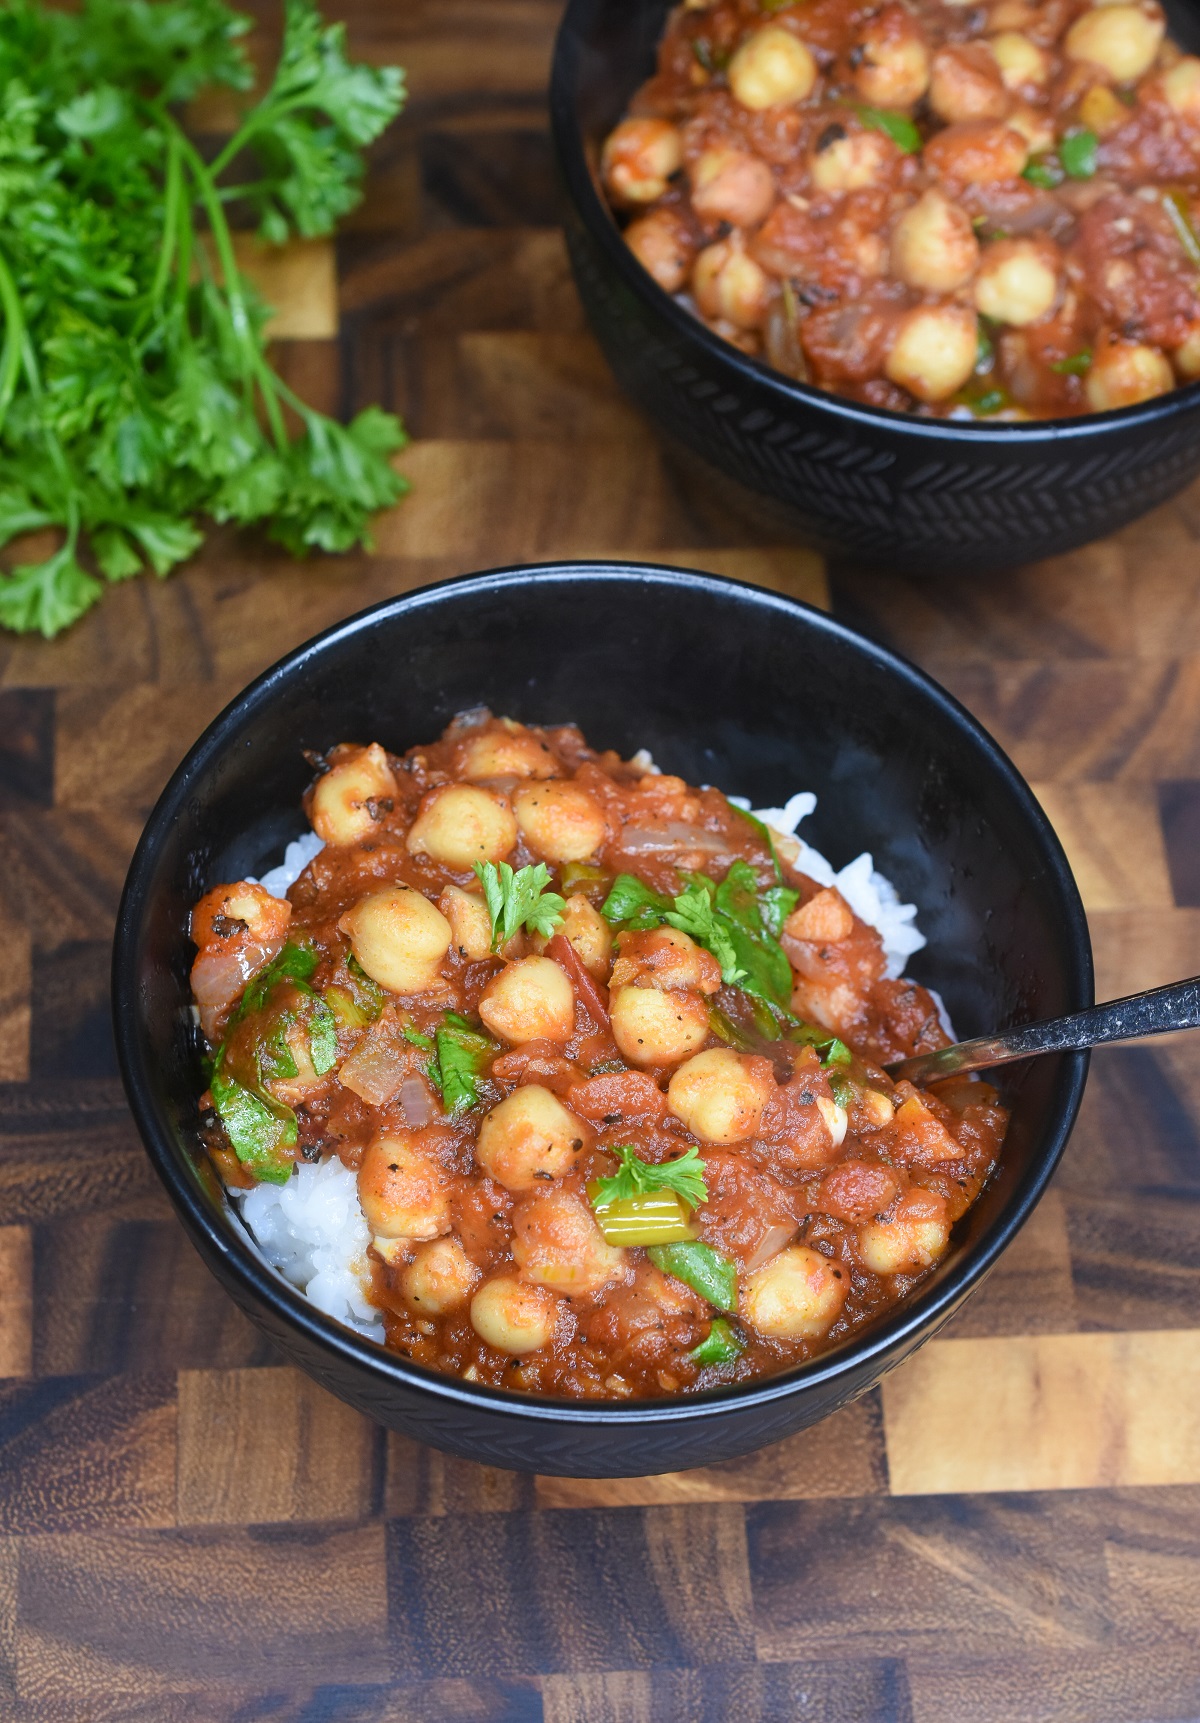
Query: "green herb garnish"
1059 128 1099 179
591 1144 708 1211
1022 156 1064 189
474 860 566 950
600 872 673 929
210 1058 296 1184
649 1241 738 1311
789 1022 852 1067
727 800 784 883
975 321 995 374
1051 350 1092 376
603 860 798 1014
0 0 408 639
856 106 921 154
236 942 319 1021
690 1317 744 1367
426 1013 495 1117
968 388 1007 417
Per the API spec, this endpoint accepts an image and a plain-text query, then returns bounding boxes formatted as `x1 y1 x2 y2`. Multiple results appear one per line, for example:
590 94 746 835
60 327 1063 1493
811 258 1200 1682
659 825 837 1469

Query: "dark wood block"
32 1217 278 1378
29 943 117 1082
540 1659 913 1723
0 691 54 812
1158 779 1200 907
1063 1190 1200 1331
0 1080 157 1229
16 1526 390 1696
420 129 559 229
0 1373 175 1533
388 1505 754 1677
0 810 140 952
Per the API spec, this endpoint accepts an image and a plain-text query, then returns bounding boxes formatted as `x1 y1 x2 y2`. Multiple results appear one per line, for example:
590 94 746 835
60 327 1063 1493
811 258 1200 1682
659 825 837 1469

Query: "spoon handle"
885 974 1200 1085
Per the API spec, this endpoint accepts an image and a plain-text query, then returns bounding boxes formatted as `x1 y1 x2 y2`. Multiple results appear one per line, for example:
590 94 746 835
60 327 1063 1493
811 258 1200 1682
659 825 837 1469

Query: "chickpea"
929 44 1009 122
989 30 1051 89
609 984 711 1066
974 238 1059 325
611 927 721 995
890 191 979 294
690 147 776 227
478 955 576 1045
401 1236 481 1315
438 883 495 962
885 304 979 402
1086 337 1174 409
922 120 1029 183
470 1274 560 1354
625 207 696 294
853 8 932 109
1173 322 1200 377
1163 55 1200 117
309 743 397 848
728 25 818 110
740 1245 848 1339
1005 103 1056 154
810 125 893 193
1065 4 1164 83
406 783 517 870
858 1190 950 1274
667 1048 776 1144
534 892 612 978
339 886 452 995
513 780 607 863
191 880 292 948
601 117 683 204
358 1136 451 1240
457 725 559 781
512 1186 628 1294
474 1084 590 1190
692 239 772 330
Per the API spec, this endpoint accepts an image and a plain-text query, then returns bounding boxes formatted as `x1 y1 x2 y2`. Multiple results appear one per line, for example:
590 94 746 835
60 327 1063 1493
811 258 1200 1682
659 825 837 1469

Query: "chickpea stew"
600 0 1200 418
190 713 1008 1400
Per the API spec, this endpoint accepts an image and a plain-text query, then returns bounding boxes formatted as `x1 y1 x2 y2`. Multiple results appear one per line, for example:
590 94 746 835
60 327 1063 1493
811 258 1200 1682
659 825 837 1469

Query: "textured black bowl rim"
549 0 1200 444
112 562 1093 1433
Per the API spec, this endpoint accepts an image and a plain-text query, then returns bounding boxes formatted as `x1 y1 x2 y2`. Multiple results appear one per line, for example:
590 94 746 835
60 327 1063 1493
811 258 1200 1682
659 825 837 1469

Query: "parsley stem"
171 124 289 451
148 128 184 312
0 246 27 435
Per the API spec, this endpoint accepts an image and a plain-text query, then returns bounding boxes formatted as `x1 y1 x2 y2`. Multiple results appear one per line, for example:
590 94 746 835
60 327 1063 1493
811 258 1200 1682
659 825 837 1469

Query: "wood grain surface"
1 3 1199 1718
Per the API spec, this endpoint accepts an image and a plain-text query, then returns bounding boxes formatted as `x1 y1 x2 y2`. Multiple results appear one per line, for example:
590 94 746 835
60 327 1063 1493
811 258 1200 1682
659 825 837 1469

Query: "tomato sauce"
190 713 1008 1400
602 0 1200 418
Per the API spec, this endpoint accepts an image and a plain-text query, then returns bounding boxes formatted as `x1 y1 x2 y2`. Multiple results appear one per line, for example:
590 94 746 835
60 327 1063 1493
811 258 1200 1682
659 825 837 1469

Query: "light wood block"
883 1330 1200 1494
1032 783 1175 911
0 1227 31 1378
176 1367 378 1526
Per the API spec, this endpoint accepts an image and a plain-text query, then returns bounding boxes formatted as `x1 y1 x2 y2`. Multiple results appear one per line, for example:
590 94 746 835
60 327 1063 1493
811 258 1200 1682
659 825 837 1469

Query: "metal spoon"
885 974 1200 1085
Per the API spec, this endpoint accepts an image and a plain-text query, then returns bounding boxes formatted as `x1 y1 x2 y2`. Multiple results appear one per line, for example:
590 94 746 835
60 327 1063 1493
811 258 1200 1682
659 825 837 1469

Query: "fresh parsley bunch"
0 0 407 636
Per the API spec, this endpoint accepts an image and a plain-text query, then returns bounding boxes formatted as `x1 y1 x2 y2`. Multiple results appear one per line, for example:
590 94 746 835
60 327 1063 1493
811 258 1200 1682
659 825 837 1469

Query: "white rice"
232 1158 385 1343
229 770 936 1340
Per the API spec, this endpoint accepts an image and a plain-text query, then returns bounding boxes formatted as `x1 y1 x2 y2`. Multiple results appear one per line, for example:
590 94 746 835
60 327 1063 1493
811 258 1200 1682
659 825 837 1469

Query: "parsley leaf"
426 1012 496 1117
1059 127 1098 179
591 1144 708 1210
0 0 407 638
600 873 673 929
474 860 566 950
648 1241 738 1310
856 106 921 154
210 1055 296 1184
664 878 747 986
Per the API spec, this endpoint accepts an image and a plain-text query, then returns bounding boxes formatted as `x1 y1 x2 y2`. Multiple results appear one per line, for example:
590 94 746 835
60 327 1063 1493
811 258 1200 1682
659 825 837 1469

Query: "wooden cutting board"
0 3 1198 1719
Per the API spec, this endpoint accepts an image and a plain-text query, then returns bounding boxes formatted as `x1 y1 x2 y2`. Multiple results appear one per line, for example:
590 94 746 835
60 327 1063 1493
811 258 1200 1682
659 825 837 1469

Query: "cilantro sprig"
591 1144 708 1211
0 0 408 638
474 861 566 951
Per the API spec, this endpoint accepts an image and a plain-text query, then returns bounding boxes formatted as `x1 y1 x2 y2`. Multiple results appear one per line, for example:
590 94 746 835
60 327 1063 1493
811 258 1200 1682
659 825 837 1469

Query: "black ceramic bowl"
550 0 1200 576
112 564 1091 1476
